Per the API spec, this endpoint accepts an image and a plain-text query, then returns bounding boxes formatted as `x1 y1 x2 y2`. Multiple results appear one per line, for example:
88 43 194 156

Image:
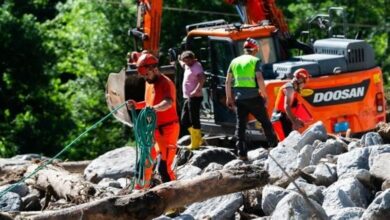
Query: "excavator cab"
177 22 282 139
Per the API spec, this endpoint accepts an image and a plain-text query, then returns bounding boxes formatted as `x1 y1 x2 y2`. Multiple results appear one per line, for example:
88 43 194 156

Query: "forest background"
0 0 389 160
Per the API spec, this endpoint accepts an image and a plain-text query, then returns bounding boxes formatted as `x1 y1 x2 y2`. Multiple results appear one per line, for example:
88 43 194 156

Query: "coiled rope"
129 106 156 189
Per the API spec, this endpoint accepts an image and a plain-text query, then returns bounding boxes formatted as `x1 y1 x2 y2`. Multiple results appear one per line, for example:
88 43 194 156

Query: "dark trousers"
279 112 293 138
235 96 278 157
181 96 202 130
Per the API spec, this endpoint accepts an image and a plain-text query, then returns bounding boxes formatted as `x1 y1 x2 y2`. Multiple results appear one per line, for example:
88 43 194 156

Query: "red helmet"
293 68 310 83
136 53 159 75
243 38 259 50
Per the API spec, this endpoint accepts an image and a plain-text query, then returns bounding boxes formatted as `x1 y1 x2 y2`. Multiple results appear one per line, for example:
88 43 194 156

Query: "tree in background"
0 1 73 157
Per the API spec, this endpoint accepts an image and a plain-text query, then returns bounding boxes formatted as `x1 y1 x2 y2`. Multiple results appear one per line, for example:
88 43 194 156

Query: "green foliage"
0 0 388 160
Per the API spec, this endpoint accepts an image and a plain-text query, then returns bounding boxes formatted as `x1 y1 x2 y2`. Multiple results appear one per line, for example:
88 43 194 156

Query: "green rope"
129 107 156 188
0 102 127 199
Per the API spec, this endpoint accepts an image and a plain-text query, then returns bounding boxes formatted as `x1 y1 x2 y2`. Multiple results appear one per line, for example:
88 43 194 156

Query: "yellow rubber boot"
188 128 202 150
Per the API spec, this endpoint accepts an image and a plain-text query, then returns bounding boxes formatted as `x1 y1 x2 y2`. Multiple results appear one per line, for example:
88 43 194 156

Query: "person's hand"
292 118 305 130
126 100 137 110
226 97 235 110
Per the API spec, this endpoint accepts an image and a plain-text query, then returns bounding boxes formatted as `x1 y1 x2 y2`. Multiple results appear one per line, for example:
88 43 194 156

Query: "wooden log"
25 165 269 220
24 164 96 204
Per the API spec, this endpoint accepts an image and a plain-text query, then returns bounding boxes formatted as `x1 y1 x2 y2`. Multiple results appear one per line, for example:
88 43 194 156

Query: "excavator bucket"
106 68 146 127
106 69 132 127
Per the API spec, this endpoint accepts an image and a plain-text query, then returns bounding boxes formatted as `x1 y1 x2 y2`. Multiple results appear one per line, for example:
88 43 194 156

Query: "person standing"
179 50 205 150
127 52 179 189
225 38 278 160
271 68 310 141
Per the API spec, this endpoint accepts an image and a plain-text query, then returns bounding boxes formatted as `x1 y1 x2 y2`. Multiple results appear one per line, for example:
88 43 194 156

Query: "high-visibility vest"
230 55 259 88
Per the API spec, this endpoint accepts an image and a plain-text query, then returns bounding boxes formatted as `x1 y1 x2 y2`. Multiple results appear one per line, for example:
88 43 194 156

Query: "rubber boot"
187 128 202 150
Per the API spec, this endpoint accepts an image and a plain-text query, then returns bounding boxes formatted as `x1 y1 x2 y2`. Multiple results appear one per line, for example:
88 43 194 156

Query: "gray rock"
22 194 41 211
261 185 289 215
203 162 223 173
0 183 29 197
322 177 372 217
248 148 268 161
347 141 361 152
84 146 137 183
98 178 122 188
331 207 364 220
297 144 315 168
361 189 390 220
271 192 328 220
382 179 390 191
223 159 245 169
337 148 369 177
278 130 302 149
287 180 324 204
176 165 202 180
297 121 328 151
368 145 390 168
117 177 132 189
361 132 383 147
370 153 390 181
183 192 243 220
267 146 299 179
302 165 317 174
310 139 345 165
313 163 337 186
11 154 54 161
338 169 371 187
0 192 21 212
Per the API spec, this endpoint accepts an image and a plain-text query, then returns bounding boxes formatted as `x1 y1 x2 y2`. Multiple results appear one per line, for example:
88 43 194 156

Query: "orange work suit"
135 74 179 188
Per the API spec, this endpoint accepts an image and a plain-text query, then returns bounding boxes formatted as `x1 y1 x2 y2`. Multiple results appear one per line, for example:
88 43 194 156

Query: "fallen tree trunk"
24 163 96 204
25 165 269 220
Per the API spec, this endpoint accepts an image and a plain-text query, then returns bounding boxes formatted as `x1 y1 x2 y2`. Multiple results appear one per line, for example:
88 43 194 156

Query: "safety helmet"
136 53 159 75
243 38 259 50
293 68 310 83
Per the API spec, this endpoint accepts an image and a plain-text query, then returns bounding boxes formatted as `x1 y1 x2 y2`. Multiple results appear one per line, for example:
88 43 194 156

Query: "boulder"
287 180 325 204
331 207 364 220
369 153 390 181
176 165 202 180
0 192 21 212
322 177 372 217
312 163 337 186
310 139 345 165
84 146 137 183
203 162 223 173
361 132 383 147
183 192 243 220
271 192 328 220
248 148 268 161
337 148 369 177
261 185 289 215
361 189 390 220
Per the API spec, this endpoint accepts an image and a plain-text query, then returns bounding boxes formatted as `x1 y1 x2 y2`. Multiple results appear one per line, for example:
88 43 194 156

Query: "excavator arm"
129 0 163 57
226 0 289 39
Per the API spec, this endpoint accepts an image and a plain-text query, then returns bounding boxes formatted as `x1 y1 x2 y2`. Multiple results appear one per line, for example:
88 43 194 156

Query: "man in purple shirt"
179 50 205 150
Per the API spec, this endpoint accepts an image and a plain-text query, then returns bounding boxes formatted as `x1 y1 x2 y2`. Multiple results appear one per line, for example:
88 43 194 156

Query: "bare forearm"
153 98 173 112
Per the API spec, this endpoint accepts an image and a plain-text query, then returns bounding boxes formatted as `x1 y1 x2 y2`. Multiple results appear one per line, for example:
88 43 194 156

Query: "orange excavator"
106 0 386 140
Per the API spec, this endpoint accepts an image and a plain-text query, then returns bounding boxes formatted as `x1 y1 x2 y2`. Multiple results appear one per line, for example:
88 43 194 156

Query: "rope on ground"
129 107 156 189
0 102 128 199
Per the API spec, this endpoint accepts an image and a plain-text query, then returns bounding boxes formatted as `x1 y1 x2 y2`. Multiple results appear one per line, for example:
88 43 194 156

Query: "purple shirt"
182 61 204 98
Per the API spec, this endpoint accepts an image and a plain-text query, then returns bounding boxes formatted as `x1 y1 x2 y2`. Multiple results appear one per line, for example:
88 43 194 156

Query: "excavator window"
236 37 277 64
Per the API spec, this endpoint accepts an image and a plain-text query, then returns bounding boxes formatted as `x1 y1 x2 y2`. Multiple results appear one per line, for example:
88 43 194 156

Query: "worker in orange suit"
271 68 310 141
126 52 179 189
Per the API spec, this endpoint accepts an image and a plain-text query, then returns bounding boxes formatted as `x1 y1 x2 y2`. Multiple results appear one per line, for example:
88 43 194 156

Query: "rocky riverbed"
1 121 390 219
